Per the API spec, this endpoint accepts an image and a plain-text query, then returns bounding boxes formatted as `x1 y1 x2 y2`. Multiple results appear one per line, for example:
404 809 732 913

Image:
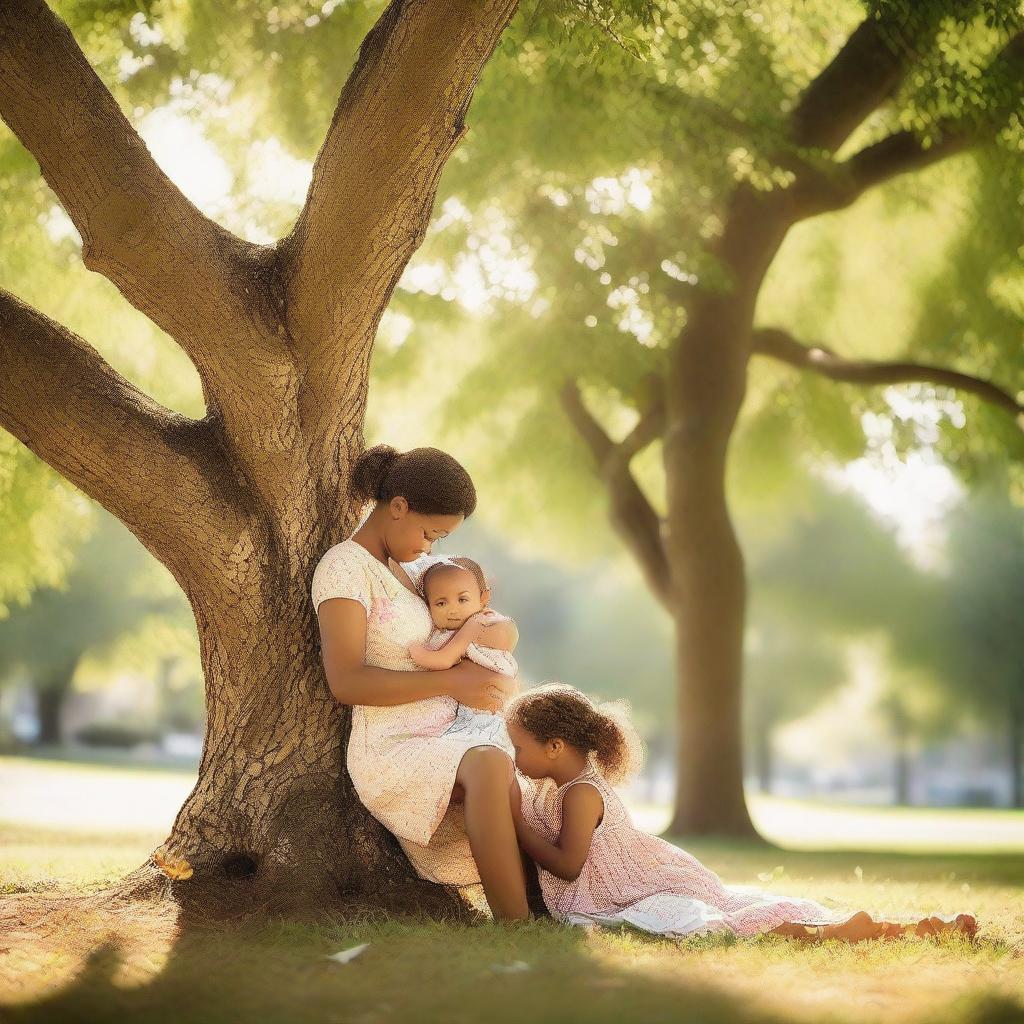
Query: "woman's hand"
450 659 518 712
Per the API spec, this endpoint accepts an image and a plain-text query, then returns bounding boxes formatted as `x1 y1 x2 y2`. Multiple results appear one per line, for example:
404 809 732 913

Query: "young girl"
506 683 979 942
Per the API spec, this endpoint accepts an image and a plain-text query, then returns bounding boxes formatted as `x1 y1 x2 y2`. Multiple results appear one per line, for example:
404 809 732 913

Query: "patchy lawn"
1 756 1022 1024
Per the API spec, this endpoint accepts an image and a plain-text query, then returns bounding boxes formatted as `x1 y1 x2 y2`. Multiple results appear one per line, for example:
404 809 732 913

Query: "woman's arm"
511 782 603 882
317 598 512 709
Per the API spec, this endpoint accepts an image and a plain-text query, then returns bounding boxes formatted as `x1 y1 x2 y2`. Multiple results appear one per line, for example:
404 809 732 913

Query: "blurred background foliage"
0 0 1021 807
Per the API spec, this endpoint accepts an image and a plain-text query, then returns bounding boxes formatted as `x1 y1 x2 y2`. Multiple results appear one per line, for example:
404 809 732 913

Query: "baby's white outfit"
421 622 518 750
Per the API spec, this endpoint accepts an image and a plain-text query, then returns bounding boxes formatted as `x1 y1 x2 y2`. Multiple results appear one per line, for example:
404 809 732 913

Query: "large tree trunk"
117 578 468 917
0 0 519 919
560 8 998 837
661 185 791 838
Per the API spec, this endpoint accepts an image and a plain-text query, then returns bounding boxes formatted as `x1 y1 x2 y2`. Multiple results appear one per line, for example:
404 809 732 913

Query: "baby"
407 555 518 747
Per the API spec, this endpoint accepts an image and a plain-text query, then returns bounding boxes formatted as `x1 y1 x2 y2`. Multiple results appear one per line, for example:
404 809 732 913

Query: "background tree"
416 0 1024 834
0 510 185 745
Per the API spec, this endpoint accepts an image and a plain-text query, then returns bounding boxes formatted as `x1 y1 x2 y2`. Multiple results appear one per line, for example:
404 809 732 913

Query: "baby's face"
424 566 485 630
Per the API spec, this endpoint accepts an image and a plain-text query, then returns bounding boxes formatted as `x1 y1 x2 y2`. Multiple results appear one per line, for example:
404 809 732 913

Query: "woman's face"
384 498 463 563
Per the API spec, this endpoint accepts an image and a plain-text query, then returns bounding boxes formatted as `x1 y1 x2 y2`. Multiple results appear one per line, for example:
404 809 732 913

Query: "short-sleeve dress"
311 537 515 889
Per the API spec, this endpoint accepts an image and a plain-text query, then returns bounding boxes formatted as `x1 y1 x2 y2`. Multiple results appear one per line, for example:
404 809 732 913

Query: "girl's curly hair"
350 444 476 518
505 682 645 786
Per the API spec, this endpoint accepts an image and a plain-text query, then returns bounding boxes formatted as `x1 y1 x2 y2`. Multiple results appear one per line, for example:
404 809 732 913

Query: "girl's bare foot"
914 913 978 939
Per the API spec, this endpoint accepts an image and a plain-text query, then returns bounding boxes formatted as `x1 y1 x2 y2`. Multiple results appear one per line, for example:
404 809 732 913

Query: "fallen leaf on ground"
325 943 369 964
490 960 530 973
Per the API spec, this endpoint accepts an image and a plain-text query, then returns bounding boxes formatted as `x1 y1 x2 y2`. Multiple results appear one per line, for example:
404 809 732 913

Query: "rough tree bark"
562 11 1024 837
0 0 519 918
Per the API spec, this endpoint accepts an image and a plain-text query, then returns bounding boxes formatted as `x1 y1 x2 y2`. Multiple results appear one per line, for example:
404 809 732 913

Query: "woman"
312 443 530 920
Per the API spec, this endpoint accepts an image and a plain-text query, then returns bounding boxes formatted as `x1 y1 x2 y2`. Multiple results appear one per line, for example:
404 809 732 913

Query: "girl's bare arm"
511 782 604 881
317 597 510 709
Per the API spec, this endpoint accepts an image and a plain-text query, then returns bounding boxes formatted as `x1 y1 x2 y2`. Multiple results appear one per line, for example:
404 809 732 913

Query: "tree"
892 476 1024 806
420 0 1024 834
570 3 1023 835
0 510 184 744
0 0 527 917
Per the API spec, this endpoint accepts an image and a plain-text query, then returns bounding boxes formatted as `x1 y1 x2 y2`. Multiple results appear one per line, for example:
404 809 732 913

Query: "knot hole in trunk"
223 853 258 880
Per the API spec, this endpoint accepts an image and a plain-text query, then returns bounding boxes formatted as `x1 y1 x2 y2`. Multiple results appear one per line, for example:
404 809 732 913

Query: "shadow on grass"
2 897 1023 1024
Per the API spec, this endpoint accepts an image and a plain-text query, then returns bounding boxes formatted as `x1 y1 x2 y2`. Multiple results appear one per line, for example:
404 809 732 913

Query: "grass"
1 758 1023 1024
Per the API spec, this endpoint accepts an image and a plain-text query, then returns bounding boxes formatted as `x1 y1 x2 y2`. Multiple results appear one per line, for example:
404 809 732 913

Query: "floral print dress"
311 537 514 888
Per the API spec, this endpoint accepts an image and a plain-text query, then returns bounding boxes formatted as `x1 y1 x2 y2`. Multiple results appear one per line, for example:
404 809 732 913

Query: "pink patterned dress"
519 764 850 938
311 537 514 890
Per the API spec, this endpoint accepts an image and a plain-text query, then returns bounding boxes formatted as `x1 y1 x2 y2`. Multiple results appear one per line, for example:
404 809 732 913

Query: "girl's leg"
455 746 530 921
771 910 978 943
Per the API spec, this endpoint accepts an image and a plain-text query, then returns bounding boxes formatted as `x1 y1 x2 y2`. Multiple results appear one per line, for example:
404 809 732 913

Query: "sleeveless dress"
519 764 851 938
311 537 515 889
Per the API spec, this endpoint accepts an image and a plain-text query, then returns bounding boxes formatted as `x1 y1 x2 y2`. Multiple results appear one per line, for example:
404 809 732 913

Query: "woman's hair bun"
350 444 401 504
347 445 477 517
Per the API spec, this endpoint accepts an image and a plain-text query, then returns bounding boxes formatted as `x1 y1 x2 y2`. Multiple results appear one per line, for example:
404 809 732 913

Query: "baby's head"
504 683 644 787
419 556 491 630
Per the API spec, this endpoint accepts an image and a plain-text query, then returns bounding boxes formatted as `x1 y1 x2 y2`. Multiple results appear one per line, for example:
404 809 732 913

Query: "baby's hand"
407 642 433 667
465 609 502 642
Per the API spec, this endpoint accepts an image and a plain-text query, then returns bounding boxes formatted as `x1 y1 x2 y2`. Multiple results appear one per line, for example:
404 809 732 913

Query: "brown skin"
507 719 604 883
317 496 528 920
409 565 518 670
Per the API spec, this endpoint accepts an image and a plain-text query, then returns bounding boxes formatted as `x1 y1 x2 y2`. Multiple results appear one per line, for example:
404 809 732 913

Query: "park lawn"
1 756 1023 1023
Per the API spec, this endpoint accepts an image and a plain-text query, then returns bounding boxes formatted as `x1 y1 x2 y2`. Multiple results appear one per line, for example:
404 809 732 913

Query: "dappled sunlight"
0 891 180 1005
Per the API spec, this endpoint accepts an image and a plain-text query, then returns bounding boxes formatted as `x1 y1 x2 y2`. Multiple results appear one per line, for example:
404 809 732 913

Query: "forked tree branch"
560 380 673 608
0 0 307 510
0 0 267 364
278 0 519 443
790 32 1024 218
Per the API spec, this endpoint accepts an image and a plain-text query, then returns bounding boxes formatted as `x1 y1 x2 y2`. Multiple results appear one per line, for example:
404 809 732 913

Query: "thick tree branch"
278 0 519 444
752 327 1024 424
789 32 1024 218
0 0 267 360
0 288 249 583
559 380 673 608
0 0 305 515
787 6 949 155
